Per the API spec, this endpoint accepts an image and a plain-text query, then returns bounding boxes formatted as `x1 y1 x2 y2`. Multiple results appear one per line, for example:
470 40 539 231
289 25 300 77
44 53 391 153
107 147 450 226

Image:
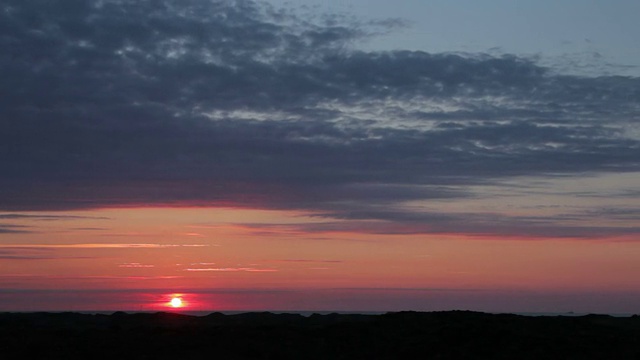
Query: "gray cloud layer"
1 0 639 238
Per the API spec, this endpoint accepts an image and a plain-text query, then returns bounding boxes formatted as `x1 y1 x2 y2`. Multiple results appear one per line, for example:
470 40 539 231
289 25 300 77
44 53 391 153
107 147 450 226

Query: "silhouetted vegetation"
1 311 639 359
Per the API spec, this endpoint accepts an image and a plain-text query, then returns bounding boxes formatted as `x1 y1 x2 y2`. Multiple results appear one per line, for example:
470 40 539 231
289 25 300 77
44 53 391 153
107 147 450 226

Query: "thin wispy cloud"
228 218 640 239
278 259 343 264
184 267 278 272
0 250 98 261
0 225 32 234
118 263 155 268
70 227 110 231
0 275 182 281
0 214 110 220
0 244 208 249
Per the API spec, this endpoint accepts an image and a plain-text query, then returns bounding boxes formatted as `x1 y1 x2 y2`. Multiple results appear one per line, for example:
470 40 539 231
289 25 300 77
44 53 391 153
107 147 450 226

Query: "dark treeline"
1 311 639 359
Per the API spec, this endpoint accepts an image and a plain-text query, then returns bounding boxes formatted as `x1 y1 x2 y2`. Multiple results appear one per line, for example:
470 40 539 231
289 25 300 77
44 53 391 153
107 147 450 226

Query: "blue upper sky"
268 0 640 76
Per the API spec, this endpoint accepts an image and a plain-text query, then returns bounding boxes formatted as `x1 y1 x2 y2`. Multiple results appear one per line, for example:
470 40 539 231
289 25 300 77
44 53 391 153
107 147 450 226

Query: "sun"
170 297 183 308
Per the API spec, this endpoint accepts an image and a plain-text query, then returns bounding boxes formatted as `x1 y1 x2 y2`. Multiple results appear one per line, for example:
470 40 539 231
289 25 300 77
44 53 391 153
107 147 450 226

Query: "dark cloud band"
1 0 639 238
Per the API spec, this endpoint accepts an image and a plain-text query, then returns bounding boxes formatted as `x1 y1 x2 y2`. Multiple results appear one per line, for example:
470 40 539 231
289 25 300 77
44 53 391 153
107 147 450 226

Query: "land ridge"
1 310 639 359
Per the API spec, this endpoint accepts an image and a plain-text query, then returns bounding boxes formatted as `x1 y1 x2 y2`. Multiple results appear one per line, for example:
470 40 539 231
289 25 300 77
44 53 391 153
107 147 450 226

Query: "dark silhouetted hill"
1 311 639 359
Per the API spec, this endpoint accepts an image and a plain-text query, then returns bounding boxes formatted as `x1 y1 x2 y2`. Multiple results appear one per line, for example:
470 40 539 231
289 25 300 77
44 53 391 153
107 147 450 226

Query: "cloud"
0 214 108 233
278 259 343 264
0 243 208 249
0 249 98 260
71 227 110 231
0 275 182 281
0 245 104 261
118 262 155 268
0 225 32 234
1 0 639 238
232 213 640 239
184 267 278 272
0 214 109 220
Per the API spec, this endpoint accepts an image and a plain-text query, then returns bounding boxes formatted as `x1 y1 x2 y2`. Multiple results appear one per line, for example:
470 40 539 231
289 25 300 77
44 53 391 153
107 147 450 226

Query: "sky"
1 0 639 314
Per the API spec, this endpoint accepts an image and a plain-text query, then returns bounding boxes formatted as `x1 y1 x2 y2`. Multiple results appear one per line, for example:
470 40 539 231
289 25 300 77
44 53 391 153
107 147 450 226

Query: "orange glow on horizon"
3 206 640 313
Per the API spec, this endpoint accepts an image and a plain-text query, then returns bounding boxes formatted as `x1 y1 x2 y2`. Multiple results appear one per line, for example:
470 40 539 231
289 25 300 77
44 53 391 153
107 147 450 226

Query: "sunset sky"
1 0 639 313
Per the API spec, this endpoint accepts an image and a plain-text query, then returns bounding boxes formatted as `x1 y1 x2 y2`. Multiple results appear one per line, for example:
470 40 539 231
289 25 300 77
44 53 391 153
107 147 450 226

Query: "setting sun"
170 297 183 308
